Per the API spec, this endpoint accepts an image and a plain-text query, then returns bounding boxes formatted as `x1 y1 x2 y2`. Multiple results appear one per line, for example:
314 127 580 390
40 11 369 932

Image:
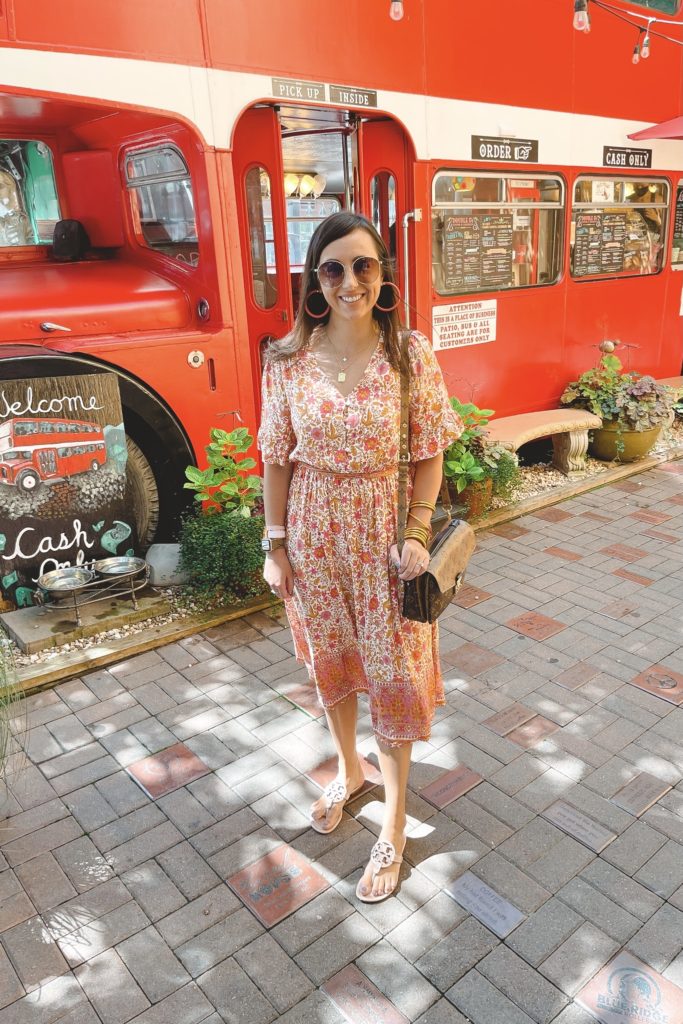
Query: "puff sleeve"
257 356 296 466
407 331 463 461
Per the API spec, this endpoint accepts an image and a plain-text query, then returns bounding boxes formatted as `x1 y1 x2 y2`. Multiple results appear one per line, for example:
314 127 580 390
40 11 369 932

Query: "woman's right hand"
263 549 294 599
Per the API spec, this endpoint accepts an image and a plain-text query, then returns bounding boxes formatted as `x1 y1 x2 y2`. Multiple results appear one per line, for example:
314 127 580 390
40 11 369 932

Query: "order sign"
432 300 497 350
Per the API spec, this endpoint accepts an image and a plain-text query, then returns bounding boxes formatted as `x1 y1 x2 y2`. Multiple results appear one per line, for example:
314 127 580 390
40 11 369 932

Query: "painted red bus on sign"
0 1 681 543
0 419 107 491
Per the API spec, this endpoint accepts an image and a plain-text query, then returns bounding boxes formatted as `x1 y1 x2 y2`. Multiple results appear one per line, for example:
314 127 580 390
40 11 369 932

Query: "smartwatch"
261 537 286 552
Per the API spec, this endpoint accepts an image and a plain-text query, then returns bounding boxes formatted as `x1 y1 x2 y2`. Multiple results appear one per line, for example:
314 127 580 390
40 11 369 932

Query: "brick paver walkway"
2 464 683 1024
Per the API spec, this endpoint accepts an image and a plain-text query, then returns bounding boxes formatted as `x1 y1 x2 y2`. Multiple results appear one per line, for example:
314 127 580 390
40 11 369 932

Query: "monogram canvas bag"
398 334 476 623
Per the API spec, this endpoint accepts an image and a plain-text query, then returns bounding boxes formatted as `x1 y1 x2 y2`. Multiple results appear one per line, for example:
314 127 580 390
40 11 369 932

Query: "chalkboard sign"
574 211 637 277
672 186 683 269
674 187 683 238
0 373 136 606
442 213 513 291
574 213 604 277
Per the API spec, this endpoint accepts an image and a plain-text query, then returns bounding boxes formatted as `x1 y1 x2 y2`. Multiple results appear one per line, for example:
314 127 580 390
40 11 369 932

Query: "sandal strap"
369 839 396 869
322 780 347 809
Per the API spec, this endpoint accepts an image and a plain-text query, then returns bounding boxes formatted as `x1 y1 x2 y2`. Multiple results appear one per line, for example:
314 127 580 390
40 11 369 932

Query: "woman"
258 212 461 902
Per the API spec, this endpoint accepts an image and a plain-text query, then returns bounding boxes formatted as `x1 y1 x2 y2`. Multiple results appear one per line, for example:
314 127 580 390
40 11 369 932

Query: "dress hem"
314 681 446 747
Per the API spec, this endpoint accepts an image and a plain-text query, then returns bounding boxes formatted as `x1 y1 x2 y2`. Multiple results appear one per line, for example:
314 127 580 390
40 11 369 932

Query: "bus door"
355 118 413 326
232 107 294 375
37 449 57 477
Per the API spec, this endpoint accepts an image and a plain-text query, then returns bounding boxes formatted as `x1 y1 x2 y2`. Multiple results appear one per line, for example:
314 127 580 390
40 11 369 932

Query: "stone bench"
656 376 683 398
486 409 603 477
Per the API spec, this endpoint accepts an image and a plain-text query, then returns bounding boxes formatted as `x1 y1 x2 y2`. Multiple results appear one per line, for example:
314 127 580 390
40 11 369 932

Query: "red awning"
628 115 683 140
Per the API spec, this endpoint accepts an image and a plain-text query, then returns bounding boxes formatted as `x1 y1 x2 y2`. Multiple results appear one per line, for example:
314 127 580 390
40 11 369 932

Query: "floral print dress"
258 330 462 746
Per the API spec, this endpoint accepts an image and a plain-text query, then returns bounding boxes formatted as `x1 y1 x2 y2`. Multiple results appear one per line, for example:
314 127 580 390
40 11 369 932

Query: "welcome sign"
0 372 135 605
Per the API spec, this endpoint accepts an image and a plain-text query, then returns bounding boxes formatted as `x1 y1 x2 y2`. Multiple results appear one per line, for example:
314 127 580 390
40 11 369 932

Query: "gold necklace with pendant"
325 328 379 383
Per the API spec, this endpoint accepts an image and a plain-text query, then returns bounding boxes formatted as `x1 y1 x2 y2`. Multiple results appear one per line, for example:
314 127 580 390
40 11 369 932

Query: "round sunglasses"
314 255 381 289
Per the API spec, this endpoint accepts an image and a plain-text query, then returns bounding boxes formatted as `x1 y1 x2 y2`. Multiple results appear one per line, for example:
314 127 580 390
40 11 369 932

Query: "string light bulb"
389 1 404 21
641 26 651 58
573 0 590 32
632 43 640 64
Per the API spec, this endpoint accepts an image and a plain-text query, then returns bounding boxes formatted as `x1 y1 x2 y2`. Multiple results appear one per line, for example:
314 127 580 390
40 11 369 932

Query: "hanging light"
573 0 590 32
641 25 652 58
298 174 316 197
312 173 327 198
389 1 404 21
632 43 641 64
283 173 299 196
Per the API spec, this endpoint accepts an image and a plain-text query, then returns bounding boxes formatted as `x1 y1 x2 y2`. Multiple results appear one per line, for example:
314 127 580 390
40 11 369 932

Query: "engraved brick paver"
5 463 683 1024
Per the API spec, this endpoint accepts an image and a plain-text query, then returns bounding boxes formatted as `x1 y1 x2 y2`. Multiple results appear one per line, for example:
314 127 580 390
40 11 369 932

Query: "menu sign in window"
481 215 514 287
574 211 628 276
673 185 683 270
442 213 513 291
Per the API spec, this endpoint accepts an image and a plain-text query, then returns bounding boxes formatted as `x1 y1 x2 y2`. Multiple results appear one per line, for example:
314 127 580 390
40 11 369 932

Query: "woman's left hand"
389 539 430 581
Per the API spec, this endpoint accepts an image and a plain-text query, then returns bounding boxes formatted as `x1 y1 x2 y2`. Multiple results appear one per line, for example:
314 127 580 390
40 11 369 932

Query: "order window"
125 144 199 266
431 172 564 296
571 177 669 280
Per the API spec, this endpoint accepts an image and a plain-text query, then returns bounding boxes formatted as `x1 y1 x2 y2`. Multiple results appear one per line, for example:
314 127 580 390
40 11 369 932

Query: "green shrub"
490 449 521 500
179 511 266 597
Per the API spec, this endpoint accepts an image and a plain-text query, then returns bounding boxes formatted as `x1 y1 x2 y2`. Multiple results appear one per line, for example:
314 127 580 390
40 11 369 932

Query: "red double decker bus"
0 418 107 491
0 1 681 544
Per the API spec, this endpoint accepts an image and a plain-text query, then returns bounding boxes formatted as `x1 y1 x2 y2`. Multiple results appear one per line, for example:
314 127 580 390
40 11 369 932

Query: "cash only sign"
0 372 135 606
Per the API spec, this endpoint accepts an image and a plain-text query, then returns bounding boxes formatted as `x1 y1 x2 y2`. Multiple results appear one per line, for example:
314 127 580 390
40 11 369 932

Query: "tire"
90 460 100 471
16 470 40 492
125 437 160 549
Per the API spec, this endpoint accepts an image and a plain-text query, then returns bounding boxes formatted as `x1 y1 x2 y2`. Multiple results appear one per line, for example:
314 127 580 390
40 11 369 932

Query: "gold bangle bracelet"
407 509 431 524
409 500 436 511
404 528 430 547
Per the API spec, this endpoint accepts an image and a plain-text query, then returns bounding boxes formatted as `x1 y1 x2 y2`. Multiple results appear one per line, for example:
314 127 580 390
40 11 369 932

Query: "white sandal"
356 839 403 903
309 780 362 834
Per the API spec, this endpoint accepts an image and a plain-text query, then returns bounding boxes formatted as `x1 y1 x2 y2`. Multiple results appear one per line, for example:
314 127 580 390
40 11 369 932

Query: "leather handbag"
398 334 476 623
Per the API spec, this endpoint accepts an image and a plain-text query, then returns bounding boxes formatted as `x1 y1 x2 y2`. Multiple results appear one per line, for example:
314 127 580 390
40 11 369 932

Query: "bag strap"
398 332 453 556
397 332 411 555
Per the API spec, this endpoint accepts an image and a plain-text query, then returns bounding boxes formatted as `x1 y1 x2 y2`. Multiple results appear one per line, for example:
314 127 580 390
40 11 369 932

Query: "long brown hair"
269 212 404 371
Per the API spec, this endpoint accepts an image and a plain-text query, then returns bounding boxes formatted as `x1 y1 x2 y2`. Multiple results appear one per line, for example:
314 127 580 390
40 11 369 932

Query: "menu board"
574 211 629 277
675 186 683 239
573 213 603 276
673 186 683 269
442 213 513 291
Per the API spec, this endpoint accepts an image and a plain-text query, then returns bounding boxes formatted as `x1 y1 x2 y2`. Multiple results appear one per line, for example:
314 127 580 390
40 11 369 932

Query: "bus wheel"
125 437 160 549
90 460 100 471
16 469 40 492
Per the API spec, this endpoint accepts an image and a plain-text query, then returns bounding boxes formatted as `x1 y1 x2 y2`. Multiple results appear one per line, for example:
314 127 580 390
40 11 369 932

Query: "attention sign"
432 300 497 350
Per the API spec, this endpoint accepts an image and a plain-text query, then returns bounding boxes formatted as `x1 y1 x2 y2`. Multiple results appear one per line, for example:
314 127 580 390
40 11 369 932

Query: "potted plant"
560 344 674 462
179 426 266 599
444 400 520 518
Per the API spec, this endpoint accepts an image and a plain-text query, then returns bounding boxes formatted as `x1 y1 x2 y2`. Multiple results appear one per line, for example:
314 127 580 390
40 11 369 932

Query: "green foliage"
490 448 522 500
444 398 520 498
179 511 266 597
561 353 674 432
184 427 262 516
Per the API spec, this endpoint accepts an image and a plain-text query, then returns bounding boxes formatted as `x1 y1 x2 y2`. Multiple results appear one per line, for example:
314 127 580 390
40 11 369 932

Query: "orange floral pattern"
258 330 462 745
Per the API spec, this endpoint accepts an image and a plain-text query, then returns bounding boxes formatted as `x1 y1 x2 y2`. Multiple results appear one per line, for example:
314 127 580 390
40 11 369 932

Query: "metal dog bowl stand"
38 557 150 627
